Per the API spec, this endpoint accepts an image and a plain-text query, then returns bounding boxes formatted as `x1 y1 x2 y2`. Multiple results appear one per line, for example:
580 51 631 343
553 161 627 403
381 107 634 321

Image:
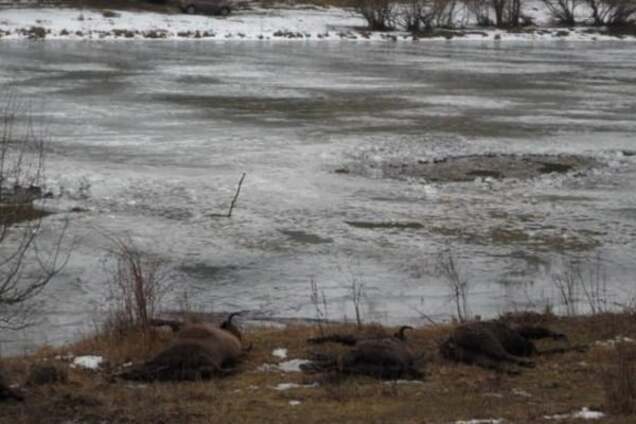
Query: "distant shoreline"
1 6 635 42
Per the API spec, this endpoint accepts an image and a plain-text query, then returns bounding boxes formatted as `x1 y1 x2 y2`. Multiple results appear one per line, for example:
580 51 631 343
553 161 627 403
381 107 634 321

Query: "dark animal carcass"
0 368 23 402
303 326 423 380
440 320 567 372
120 313 248 381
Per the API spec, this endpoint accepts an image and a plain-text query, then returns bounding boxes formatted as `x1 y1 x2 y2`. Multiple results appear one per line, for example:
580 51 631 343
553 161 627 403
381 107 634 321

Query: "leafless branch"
227 172 246 218
0 88 70 331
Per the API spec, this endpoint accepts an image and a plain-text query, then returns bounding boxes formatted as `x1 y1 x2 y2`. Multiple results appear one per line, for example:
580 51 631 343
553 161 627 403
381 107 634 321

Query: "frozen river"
1 40 635 352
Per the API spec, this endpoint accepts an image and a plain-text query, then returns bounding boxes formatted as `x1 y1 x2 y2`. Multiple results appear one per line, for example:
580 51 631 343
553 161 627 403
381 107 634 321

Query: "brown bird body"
440 320 567 372
304 326 422 379
120 313 246 381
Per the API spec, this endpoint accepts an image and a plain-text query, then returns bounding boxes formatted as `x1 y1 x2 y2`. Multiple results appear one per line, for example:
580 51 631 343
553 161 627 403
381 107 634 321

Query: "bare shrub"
351 279 365 328
602 342 636 415
102 235 174 335
0 93 46 202
579 253 609 315
465 0 495 25
551 254 609 316
354 0 398 30
586 0 636 25
551 260 579 316
435 249 470 322
490 0 526 27
310 278 329 336
541 0 583 25
399 0 435 31
430 0 461 27
0 90 69 331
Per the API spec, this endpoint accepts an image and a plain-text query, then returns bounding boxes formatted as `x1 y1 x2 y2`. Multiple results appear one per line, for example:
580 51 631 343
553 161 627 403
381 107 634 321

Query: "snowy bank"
0 5 634 42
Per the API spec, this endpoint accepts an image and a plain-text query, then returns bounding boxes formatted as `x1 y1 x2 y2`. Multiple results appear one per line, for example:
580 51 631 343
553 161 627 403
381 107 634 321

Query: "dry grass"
602 342 636 415
2 313 636 423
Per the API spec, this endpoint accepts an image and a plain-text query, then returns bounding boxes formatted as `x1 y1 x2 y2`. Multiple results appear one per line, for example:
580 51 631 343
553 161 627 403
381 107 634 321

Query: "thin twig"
227 173 246 218
209 173 247 218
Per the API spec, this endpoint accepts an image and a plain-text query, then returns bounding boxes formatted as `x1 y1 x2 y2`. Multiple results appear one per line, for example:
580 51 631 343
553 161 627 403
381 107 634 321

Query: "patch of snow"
595 336 635 348
544 407 605 420
70 355 103 370
258 358 311 373
454 419 504 424
289 400 302 406
126 384 148 389
272 348 288 359
512 388 532 398
54 354 75 361
272 382 319 391
482 393 504 399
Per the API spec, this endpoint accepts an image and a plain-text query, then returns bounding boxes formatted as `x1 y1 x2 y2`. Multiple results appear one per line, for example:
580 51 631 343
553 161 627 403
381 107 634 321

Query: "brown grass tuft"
602 342 636 415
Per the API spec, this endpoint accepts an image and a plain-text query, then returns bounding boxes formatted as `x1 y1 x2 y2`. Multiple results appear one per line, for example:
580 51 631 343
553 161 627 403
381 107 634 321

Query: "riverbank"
0 4 635 41
2 312 636 423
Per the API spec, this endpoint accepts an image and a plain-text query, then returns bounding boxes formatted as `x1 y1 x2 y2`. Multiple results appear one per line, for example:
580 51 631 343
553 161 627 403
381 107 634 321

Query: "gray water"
1 40 635 353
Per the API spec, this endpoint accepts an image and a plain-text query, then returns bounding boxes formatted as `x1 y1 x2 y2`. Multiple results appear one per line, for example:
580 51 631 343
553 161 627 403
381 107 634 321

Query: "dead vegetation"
1 312 636 423
602 342 636 415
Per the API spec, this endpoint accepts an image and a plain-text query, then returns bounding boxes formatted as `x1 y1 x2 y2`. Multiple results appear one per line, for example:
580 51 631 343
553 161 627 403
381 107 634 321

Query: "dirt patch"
339 154 598 183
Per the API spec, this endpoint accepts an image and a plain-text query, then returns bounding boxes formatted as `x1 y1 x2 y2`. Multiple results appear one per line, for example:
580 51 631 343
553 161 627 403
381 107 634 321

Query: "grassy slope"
1 313 636 423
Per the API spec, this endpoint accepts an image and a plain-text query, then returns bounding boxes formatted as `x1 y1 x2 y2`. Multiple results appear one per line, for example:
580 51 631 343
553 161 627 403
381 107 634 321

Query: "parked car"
177 0 233 16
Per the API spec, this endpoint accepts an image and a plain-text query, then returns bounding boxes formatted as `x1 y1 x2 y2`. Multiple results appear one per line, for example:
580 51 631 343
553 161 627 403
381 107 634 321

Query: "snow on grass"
258 358 312 372
272 382 319 391
272 348 288 359
383 379 425 385
544 407 606 420
0 5 633 42
70 355 104 370
594 336 635 348
288 400 302 406
454 419 504 424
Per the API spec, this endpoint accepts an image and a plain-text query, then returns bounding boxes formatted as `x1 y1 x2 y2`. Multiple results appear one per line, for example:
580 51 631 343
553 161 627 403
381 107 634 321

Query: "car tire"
185 5 196 14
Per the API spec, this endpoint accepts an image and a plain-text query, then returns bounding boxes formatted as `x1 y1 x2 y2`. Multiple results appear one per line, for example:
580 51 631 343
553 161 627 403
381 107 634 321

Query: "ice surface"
1 40 635 354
